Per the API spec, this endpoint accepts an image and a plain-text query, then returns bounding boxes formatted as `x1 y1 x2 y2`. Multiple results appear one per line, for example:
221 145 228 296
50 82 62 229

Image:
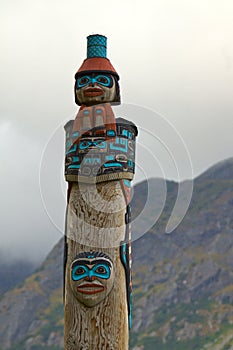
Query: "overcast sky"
1 0 233 263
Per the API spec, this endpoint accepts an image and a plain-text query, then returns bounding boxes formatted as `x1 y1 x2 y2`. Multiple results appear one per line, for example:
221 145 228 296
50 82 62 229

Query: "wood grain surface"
64 181 129 350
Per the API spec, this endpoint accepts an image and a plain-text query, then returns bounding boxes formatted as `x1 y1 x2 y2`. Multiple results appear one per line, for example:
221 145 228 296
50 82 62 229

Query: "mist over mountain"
0 258 36 295
0 158 232 350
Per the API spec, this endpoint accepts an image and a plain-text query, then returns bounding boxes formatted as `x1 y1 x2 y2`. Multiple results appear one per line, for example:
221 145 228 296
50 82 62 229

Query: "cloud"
1 0 233 261
0 122 61 263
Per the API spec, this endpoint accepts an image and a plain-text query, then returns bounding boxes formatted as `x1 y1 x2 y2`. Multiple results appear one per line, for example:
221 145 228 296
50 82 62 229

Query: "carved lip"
84 87 103 97
76 283 105 295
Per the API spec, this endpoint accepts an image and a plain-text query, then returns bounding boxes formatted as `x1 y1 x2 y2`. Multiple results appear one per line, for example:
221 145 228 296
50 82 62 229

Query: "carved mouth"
84 87 103 97
76 283 105 295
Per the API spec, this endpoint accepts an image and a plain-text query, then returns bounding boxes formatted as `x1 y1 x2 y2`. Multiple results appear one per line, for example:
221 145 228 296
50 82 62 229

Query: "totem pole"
64 34 137 350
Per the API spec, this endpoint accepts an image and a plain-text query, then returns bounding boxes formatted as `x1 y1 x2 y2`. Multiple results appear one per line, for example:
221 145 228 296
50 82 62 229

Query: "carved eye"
97 76 108 84
72 263 89 281
77 76 90 88
79 140 92 149
96 75 112 87
93 264 111 279
75 267 85 275
94 139 106 148
95 266 106 274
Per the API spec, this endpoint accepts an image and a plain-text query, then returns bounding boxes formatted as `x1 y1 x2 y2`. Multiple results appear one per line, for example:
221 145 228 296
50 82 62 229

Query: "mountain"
0 259 36 295
130 158 233 350
0 240 64 350
200 158 233 180
0 158 232 350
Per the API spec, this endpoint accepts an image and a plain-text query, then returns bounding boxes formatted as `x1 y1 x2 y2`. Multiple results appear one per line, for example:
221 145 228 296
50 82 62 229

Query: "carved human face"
70 252 114 307
75 73 116 105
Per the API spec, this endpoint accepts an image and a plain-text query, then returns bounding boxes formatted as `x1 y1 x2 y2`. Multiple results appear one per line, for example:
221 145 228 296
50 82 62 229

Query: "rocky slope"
0 259 36 295
0 158 232 350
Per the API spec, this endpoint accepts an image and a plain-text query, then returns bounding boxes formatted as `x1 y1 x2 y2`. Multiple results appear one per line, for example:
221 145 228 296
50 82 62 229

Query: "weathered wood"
64 181 129 350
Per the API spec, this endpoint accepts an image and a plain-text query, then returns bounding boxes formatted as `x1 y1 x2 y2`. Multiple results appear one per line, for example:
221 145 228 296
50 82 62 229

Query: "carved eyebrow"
72 259 112 268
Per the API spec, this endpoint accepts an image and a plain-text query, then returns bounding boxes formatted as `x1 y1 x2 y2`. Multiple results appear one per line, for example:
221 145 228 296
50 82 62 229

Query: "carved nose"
85 275 96 281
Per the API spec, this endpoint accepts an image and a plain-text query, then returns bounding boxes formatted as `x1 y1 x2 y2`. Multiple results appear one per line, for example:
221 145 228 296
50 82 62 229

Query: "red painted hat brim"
75 57 119 80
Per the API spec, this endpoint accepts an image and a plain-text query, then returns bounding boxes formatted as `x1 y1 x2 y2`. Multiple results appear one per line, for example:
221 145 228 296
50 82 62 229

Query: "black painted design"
120 204 132 329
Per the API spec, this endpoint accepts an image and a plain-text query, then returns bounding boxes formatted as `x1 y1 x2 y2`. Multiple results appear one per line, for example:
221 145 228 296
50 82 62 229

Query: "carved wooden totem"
64 34 137 350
